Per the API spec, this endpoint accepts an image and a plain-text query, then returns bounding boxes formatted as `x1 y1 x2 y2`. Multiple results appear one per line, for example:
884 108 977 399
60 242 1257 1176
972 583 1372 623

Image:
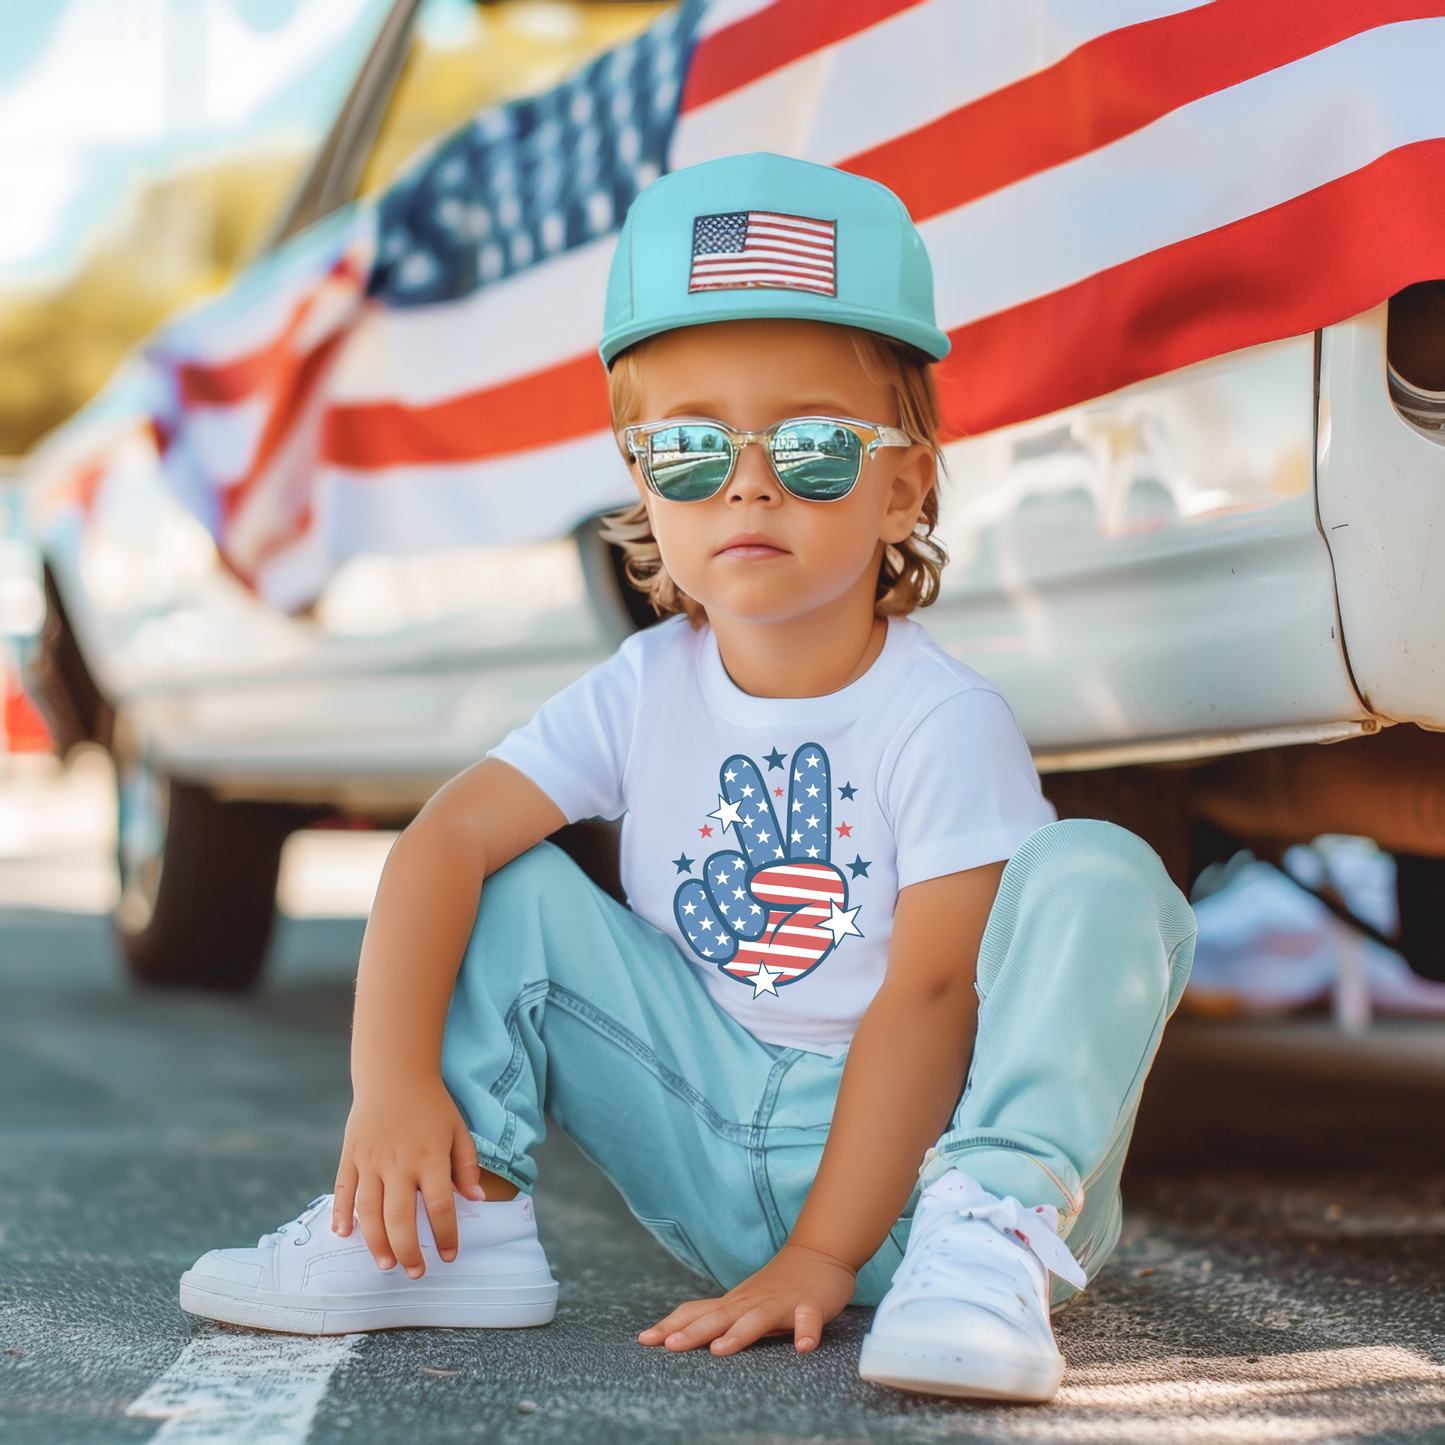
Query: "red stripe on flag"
322 352 611 469
844 0 1444 222
681 0 925 113
174 257 364 407
936 139 1445 439
178 328 294 406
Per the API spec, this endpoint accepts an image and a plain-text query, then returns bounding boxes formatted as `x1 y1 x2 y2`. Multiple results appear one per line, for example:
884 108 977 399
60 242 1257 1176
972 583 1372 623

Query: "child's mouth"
717 534 789 561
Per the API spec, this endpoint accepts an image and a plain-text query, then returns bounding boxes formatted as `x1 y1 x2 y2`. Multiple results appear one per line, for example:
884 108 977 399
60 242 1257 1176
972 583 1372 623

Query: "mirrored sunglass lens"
646 425 733 500
769 422 863 499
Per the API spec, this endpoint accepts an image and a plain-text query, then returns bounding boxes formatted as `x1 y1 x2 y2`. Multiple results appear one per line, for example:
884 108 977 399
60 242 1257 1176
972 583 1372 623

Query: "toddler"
180 153 1195 1401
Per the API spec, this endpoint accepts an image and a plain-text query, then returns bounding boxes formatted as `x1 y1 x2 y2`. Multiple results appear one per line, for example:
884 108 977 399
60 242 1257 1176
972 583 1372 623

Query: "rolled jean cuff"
469 1132 536 1194
921 1135 1083 1219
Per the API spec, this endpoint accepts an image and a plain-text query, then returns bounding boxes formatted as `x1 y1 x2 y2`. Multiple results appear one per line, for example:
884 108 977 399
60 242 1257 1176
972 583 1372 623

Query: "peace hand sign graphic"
673 744 862 997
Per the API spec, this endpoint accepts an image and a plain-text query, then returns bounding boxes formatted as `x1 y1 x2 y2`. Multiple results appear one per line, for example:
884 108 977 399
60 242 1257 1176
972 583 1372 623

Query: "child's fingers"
662 1305 738 1352
709 1302 781 1356
421 1173 460 1264
638 1296 722 1345
382 1182 426 1278
354 1175 397 1270
451 1119 486 1202
331 1160 358 1236
792 1297 824 1352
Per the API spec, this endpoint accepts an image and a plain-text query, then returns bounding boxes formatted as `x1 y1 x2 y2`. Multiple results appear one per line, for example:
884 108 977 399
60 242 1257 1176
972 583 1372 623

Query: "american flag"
39 0 1445 606
688 210 837 295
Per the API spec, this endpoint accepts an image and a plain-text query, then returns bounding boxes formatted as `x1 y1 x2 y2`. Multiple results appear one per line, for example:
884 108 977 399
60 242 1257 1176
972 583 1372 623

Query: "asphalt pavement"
3 901 1445 1443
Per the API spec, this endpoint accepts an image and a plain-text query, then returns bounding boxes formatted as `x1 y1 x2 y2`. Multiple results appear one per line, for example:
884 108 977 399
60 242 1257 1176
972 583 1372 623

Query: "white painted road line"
126 1332 363 1444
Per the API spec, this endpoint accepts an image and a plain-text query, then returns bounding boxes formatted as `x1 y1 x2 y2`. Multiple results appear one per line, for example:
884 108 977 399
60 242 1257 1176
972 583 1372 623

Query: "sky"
0 0 418 287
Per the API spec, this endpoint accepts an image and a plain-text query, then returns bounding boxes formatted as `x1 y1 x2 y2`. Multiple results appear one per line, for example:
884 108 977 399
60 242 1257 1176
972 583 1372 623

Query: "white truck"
21 4 1445 989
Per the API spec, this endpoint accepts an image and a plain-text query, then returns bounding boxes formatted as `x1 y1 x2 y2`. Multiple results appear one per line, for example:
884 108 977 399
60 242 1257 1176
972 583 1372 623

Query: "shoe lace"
893 1173 1087 1301
258 1195 333 1249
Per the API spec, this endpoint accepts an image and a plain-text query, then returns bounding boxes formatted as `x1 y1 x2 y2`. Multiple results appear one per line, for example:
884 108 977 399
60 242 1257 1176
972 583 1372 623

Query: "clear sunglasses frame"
621 414 914 503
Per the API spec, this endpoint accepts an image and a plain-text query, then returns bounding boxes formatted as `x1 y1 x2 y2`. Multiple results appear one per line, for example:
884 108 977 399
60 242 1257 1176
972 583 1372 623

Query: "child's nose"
727 440 779 505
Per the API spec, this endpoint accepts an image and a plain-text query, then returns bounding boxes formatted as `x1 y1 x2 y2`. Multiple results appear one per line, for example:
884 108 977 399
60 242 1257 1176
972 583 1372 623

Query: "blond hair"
600 327 948 625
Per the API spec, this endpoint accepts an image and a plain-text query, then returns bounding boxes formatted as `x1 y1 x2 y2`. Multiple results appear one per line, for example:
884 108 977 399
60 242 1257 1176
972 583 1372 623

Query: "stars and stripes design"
673 743 861 995
40 0 1445 606
688 210 837 295
727 860 856 990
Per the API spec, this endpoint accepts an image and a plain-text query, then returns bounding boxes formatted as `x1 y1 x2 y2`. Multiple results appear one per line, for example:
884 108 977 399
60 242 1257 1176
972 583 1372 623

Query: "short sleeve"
886 687 1057 888
487 646 639 823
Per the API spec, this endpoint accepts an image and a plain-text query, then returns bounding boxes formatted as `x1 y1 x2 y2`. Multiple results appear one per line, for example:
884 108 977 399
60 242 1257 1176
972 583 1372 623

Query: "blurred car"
19 1 1445 990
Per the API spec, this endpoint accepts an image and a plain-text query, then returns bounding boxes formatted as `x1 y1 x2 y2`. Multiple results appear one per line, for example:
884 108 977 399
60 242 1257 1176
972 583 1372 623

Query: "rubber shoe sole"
858 1332 1064 1401
179 1273 558 1335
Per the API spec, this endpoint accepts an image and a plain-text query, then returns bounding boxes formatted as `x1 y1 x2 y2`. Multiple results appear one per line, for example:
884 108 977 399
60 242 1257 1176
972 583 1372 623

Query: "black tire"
1396 853 1445 982
119 776 312 991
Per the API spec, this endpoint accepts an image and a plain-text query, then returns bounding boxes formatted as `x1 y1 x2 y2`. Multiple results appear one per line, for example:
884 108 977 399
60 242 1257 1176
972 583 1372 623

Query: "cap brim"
600 302 951 367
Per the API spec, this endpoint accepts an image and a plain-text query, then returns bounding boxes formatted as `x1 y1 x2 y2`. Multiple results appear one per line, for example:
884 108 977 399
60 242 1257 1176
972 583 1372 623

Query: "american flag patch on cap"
689 211 836 296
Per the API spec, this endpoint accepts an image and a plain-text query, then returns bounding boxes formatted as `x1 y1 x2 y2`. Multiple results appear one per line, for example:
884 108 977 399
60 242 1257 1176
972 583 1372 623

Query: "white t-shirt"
490 615 1055 1054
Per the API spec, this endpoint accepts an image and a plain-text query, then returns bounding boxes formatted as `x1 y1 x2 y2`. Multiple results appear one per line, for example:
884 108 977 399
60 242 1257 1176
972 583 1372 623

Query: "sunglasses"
622 415 913 503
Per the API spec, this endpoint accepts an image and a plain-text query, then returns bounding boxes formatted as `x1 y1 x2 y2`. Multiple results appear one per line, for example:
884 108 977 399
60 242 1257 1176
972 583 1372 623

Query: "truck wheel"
117 771 312 991
1396 854 1445 982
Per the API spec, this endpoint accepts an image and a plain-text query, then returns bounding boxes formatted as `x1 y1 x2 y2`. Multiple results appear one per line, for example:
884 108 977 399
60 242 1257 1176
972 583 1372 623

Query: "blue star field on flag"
369 0 703 308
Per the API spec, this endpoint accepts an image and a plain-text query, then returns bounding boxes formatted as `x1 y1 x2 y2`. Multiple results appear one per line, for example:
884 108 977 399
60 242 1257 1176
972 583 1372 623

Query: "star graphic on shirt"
715 871 730 887
773 846 785 858
806 784 820 798
709 796 744 829
733 887 746 901
732 858 745 871
805 814 820 829
698 824 713 838
791 830 802 844
763 747 786 770
724 768 737 783
806 845 820 858
818 900 864 943
750 962 785 997
805 753 821 768
683 901 697 916
847 855 872 879
838 782 857 801
740 784 755 798
673 853 694 874
835 822 852 839
773 787 783 798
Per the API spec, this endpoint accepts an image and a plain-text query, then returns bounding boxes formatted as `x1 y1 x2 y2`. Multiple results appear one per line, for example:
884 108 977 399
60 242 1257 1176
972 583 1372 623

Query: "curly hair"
600 327 948 626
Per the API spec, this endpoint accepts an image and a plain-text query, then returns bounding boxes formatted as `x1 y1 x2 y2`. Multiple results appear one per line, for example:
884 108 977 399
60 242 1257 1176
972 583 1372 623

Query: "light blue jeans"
441 819 1195 1307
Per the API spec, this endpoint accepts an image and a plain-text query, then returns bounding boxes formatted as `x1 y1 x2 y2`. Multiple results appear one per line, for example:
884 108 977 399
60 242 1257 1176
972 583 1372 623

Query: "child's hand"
330 1079 485 1278
638 1243 856 1355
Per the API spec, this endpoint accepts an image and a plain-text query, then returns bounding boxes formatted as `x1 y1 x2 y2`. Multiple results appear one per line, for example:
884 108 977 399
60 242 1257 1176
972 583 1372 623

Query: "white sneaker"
859 1169 1086 1401
179 1192 558 1335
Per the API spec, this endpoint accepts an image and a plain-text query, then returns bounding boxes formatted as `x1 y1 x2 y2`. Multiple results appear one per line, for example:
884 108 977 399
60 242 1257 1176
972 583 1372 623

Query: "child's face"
623 319 936 628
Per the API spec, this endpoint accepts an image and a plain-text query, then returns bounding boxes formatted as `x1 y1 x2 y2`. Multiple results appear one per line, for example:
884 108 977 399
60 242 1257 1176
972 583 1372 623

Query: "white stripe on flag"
328 236 616 405
309 432 633 557
922 18 1445 330
672 0 1211 170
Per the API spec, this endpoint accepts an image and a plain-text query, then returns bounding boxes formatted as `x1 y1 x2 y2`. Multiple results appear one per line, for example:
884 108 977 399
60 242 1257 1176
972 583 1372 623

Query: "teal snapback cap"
599 152 950 366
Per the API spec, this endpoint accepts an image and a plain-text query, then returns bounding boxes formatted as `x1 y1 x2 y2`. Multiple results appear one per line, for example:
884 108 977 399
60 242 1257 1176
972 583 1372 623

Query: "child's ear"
879 446 935 544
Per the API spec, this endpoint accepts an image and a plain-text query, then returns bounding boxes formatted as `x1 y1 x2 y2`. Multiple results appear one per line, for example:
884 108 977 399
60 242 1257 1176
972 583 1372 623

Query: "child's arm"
640 860 1003 1354
330 759 565 1278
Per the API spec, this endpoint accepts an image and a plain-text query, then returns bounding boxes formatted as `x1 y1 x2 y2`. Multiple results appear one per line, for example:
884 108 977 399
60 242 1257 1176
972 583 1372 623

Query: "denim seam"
935 1136 1084 1217
750 1050 803 1252
488 978 552 1164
